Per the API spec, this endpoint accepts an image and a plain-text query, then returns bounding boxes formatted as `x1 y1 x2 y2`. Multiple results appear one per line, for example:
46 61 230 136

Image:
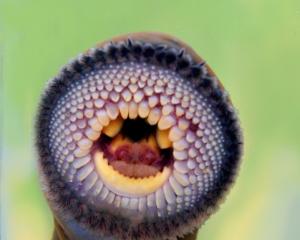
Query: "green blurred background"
1 0 299 239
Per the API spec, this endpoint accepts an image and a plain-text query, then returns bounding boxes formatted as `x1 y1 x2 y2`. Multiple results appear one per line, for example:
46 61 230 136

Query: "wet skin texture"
36 32 243 240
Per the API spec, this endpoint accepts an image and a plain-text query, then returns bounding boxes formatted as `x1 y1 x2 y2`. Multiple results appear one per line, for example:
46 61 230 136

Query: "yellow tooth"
94 152 171 197
102 117 123 137
156 129 172 149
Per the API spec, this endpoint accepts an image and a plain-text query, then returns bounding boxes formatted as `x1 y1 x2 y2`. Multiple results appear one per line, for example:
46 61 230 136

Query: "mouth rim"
36 32 243 240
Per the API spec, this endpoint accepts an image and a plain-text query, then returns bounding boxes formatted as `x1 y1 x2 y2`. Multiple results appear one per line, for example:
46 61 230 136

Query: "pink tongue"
110 161 160 178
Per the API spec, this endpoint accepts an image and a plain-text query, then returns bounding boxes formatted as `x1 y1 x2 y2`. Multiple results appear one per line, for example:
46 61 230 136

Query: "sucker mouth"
36 32 243 240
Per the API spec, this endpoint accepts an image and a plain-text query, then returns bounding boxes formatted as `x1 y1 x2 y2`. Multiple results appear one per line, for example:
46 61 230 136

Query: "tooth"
73 155 91 169
171 96 180 105
186 131 196 143
133 90 144 103
88 118 102 131
110 91 120 102
129 84 138 93
173 170 189 186
96 110 109 126
155 188 166 209
92 180 103 196
162 104 174 116
148 95 159 108
169 175 184 196
77 138 93 150
175 106 185 117
178 119 189 130
128 102 138 119
83 172 97 191
188 148 197 158
106 103 119 120
158 115 176 130
144 86 153 96
85 101 93 109
121 197 129 208
129 198 139 210
174 161 189 174
85 128 100 141
114 85 123 93
156 129 172 149
147 108 161 125
121 89 132 102
100 90 109 100
163 182 176 204
66 155 74 162
173 150 187 161
118 101 129 119
138 197 147 212
100 187 109 200
73 132 82 141
130 77 138 84
113 196 121 208
184 187 192 196
106 192 115 204
169 126 184 142
138 101 150 118
102 117 123 137
187 159 196 169
160 95 170 105
74 147 90 158
147 193 155 207
189 175 197 184
76 162 94 181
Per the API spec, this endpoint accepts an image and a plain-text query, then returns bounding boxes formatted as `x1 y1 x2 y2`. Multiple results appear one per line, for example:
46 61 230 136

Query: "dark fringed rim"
36 33 243 240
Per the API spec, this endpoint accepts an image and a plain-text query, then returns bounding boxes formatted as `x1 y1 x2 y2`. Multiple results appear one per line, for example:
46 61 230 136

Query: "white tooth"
138 101 150 118
85 101 93 109
66 155 74 162
106 192 115 204
162 104 174 116
158 115 176 130
173 150 188 161
122 89 132 102
121 78 129 87
106 103 119 120
160 95 169 105
188 148 198 158
105 83 113 92
155 188 166 209
169 126 184 142
110 91 120 102
102 117 123 137
77 138 93 150
114 85 123 93
187 159 197 169
189 175 197 184
92 92 99 100
154 85 163 93
83 172 97 191
174 161 189 174
96 110 109 126
173 170 189 186
74 147 90 158
85 128 100 141
178 119 189 131
186 131 196 143
118 101 129 119
114 196 121 208
88 118 102 131
171 96 180 105
169 176 184 196
76 162 94 181
130 77 138 84
129 198 139 210
73 132 82 141
184 187 192 196
156 129 172 149
100 187 109 200
77 120 87 129
92 180 103 196
121 197 129 208
133 91 144 103
144 86 153 96
148 96 159 108
129 84 138 93
147 108 161 125
138 197 147 212
100 90 109 100
128 102 138 119
163 182 176 204
72 155 91 169
147 193 155 207
175 106 185 117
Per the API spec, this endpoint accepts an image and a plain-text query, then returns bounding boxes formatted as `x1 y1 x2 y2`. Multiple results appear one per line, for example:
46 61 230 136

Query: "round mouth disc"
36 32 243 240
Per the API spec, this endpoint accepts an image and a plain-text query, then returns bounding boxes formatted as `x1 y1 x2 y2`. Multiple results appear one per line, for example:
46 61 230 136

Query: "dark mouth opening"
93 117 174 178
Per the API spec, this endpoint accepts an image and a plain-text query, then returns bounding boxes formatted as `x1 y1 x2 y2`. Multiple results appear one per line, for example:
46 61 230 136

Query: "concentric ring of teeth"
48 61 225 218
